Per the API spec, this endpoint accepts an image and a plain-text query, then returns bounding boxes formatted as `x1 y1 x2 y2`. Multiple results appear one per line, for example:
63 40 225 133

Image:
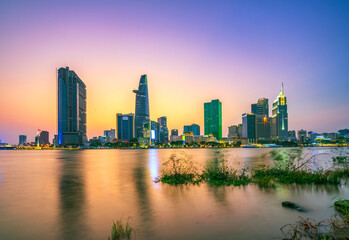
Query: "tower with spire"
271 83 288 141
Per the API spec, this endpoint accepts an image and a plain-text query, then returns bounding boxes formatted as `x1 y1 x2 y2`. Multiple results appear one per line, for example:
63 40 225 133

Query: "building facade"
242 113 256 142
271 84 288 141
39 131 49 145
298 129 307 143
117 113 134 140
204 99 222 139
58 67 87 145
183 124 200 136
157 116 169 144
251 98 270 140
19 135 27 145
133 75 150 140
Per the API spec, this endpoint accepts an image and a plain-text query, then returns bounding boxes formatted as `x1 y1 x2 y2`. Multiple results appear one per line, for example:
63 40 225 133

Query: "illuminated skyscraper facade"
133 75 150 140
183 124 200 136
58 67 87 145
157 116 169 144
251 98 270 140
271 84 288 141
204 99 222 139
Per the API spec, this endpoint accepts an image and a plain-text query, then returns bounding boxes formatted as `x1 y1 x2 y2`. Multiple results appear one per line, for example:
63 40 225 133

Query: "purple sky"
0 0 348 144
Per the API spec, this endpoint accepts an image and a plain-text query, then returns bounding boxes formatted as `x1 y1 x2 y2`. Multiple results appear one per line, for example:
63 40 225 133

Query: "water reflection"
133 150 155 237
58 151 88 240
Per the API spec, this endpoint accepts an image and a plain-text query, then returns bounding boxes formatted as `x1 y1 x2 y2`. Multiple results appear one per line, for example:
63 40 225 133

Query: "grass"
109 218 135 240
155 149 349 187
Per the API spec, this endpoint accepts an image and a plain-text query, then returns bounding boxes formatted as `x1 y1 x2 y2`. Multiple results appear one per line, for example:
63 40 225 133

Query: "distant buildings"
104 129 116 142
204 99 222 139
133 75 150 140
19 135 27 145
157 116 169 144
288 130 296 142
271 84 288 141
39 130 49 145
57 67 87 145
298 129 307 143
183 124 200 136
242 113 256 142
117 113 134 140
228 125 238 138
251 98 270 140
170 129 179 142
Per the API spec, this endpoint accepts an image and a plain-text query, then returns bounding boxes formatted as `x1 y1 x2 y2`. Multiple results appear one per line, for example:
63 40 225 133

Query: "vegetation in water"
281 198 349 240
109 218 135 240
201 151 250 186
156 148 349 187
154 152 203 184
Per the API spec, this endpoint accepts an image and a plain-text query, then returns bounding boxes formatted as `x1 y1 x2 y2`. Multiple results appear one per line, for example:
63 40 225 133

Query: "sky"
0 0 348 144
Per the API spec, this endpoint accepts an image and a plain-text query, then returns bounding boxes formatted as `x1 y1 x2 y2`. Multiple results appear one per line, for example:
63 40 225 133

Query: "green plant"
110 218 135 240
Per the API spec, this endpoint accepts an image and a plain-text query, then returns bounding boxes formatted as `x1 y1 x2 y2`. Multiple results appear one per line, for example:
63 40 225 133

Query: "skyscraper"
133 75 150 139
58 67 87 145
204 99 222 139
19 135 27 145
228 125 238 138
157 116 169 144
117 113 134 140
183 124 200 136
271 84 288 141
251 98 270 140
242 113 256 142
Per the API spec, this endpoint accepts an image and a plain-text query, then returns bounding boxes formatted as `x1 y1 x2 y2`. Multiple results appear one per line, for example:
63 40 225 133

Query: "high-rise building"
271 84 288 141
157 116 169 144
298 129 307 143
237 124 243 138
228 125 238 138
58 67 87 145
251 98 270 140
242 113 256 142
204 99 222 139
117 113 134 140
183 124 200 136
150 120 160 145
171 129 178 136
133 75 150 139
39 131 49 145
19 135 27 145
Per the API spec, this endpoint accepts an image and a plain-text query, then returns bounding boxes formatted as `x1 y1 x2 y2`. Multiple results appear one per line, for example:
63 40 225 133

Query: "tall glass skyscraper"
271 84 288 141
58 67 87 145
204 99 222 139
242 113 256 142
133 75 150 139
116 113 134 140
157 116 169 144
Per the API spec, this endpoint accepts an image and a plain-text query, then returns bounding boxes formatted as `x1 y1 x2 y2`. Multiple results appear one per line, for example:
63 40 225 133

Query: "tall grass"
109 218 135 240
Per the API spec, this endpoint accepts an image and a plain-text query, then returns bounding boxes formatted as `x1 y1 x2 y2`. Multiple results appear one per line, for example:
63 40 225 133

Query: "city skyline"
1 0 349 144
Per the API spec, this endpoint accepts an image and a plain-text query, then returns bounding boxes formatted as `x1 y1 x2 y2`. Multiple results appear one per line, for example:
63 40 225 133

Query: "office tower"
53 135 59 146
157 116 169 144
298 129 307 143
117 113 134 140
171 129 178 136
204 99 222 139
251 98 270 140
39 131 50 145
271 83 288 141
228 125 238 138
183 124 200 136
242 113 256 142
58 67 87 145
133 75 150 139
19 135 27 145
150 120 160 145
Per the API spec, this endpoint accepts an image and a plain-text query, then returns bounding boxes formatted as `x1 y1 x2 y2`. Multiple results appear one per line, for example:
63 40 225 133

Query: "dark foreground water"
0 148 348 240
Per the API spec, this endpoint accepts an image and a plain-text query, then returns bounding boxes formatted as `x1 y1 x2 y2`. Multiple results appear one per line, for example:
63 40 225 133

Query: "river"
0 148 348 239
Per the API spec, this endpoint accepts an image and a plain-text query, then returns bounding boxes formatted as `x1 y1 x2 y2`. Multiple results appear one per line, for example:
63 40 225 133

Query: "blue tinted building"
183 124 200 136
117 113 134 140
